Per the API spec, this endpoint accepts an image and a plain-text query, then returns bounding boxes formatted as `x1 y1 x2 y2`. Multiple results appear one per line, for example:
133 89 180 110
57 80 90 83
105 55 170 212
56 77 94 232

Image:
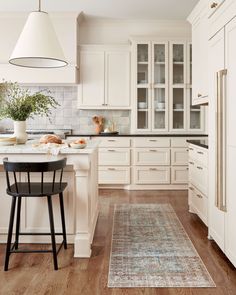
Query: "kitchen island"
0 141 99 258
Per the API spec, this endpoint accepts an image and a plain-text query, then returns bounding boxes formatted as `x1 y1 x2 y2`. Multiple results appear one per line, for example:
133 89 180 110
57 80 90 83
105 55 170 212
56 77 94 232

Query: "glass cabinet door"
170 42 186 131
136 43 151 130
152 43 168 131
187 43 204 131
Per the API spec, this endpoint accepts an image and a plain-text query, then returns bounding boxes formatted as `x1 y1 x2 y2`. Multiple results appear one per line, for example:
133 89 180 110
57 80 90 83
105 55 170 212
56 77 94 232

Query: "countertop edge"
187 140 208 149
67 134 208 138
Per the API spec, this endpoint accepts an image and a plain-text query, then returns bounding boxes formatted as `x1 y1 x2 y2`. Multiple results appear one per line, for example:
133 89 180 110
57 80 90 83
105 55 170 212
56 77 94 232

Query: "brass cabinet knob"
211 2 218 9
197 93 202 98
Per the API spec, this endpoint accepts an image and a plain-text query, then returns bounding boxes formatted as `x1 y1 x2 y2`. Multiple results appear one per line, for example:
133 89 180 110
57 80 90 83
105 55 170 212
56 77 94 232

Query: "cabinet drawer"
171 138 188 147
189 144 208 165
133 138 170 148
189 160 208 195
99 167 130 184
134 167 170 184
99 137 130 147
171 166 188 184
171 148 188 165
134 148 170 166
99 148 130 165
189 185 207 225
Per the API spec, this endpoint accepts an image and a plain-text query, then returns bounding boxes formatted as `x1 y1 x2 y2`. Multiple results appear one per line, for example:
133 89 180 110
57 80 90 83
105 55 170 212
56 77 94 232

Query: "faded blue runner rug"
108 204 215 288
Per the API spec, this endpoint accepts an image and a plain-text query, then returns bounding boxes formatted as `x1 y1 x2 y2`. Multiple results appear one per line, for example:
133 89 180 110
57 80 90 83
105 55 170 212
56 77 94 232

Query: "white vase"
13 121 28 144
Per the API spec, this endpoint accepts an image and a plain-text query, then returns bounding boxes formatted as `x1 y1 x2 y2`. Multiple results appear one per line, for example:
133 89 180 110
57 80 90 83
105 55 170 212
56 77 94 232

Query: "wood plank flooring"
0 189 236 295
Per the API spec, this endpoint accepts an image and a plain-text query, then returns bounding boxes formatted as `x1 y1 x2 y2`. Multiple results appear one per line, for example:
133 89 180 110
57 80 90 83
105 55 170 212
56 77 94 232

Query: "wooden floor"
1 189 236 295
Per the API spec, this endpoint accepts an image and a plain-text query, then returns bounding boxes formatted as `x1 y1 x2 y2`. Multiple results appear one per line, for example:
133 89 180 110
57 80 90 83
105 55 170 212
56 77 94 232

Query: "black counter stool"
3 157 68 271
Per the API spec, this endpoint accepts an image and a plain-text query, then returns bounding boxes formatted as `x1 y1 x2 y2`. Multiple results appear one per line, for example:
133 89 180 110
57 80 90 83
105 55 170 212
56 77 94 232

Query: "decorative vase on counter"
13 121 28 144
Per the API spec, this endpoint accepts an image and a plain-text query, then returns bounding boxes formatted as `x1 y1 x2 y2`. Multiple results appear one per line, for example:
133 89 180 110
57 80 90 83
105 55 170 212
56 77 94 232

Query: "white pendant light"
9 0 67 68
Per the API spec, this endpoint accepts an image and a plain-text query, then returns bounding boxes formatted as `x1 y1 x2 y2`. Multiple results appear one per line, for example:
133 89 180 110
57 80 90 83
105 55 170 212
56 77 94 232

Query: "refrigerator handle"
216 69 227 212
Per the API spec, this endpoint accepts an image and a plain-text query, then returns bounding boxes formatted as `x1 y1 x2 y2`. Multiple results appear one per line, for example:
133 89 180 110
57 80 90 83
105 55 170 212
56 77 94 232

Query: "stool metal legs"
4 197 16 271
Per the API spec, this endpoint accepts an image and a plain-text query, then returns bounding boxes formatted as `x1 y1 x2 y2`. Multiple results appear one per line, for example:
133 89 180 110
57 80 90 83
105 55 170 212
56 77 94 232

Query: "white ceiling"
0 0 198 20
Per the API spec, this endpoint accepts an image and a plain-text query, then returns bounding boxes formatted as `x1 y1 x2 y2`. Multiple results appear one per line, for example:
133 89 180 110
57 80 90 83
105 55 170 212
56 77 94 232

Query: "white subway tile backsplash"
0 85 131 134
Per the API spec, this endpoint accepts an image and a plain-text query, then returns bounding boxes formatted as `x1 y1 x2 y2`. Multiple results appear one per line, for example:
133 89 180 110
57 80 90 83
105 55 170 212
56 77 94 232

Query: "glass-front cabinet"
135 42 168 131
187 43 204 131
170 42 186 131
133 40 204 133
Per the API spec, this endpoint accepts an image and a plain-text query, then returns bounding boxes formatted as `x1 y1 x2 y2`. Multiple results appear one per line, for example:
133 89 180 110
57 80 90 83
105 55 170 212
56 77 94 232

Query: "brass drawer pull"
108 168 115 170
197 151 204 155
189 148 193 151
189 187 194 191
210 2 218 9
197 194 203 199
108 149 116 152
189 161 194 165
197 166 203 170
186 167 189 170
197 93 202 98
149 139 157 142
149 168 157 171
149 149 157 152
108 140 116 142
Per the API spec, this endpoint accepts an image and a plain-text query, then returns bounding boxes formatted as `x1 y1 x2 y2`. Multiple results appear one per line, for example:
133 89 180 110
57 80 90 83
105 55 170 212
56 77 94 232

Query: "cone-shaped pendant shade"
9 11 67 68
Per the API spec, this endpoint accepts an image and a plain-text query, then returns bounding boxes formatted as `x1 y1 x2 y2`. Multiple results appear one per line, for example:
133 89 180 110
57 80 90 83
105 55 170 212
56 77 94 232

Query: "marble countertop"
0 140 99 155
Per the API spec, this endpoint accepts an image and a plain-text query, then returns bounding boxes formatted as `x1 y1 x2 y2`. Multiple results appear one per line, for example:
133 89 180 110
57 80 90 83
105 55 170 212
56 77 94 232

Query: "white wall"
79 17 191 44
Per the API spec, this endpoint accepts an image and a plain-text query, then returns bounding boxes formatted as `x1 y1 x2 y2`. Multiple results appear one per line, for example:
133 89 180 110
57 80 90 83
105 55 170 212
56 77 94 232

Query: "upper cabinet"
78 45 131 109
0 12 79 84
208 0 225 18
131 39 205 133
188 1 209 105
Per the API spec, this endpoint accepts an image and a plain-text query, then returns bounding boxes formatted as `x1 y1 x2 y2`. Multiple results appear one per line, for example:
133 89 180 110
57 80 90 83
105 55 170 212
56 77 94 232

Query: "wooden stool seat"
7 182 67 197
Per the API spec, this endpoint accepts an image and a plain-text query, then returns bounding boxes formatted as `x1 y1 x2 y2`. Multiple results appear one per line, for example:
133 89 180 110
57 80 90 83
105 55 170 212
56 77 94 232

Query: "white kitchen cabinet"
208 0 226 18
78 46 131 109
0 12 79 84
171 166 189 184
79 51 105 107
99 148 130 166
105 51 130 107
99 167 130 184
208 14 236 267
188 1 209 105
171 148 188 166
133 137 170 148
98 137 131 148
134 167 170 184
189 185 208 225
132 41 169 132
133 148 170 166
188 144 208 225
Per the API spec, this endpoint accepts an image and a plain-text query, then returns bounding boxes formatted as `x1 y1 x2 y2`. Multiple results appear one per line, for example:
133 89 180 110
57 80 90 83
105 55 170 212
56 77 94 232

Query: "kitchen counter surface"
67 133 208 138
187 139 208 149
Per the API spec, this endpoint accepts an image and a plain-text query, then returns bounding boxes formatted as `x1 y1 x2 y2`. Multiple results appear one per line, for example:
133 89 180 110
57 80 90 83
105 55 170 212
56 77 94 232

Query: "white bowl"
69 143 87 149
155 102 165 109
138 102 147 109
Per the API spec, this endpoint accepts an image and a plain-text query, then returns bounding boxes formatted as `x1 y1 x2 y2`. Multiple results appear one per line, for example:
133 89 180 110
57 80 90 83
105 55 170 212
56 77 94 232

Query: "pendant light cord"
38 0 41 12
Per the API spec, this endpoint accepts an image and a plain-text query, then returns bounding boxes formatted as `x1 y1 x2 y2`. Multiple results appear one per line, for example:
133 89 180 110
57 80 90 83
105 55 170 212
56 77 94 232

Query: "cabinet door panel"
208 28 225 251
99 167 130 184
134 148 170 166
106 51 130 107
80 51 105 107
171 148 188 166
134 167 170 184
171 166 188 184
225 18 236 266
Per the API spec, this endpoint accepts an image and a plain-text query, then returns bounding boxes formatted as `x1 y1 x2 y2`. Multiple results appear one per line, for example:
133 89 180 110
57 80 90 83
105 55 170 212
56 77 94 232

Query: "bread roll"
39 134 62 144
